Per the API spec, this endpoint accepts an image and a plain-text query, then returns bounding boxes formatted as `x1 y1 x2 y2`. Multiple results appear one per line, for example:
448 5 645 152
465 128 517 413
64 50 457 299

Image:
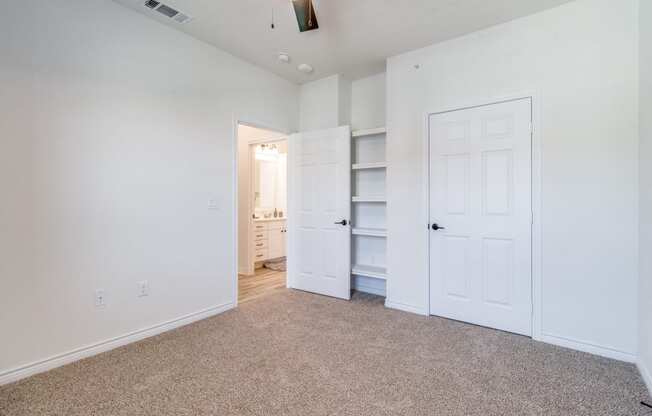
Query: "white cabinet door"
288 126 351 300
429 98 532 336
268 226 284 259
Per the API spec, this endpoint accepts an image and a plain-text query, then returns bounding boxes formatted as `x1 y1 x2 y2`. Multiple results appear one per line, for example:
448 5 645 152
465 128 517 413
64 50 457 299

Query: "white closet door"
429 98 532 336
288 126 351 300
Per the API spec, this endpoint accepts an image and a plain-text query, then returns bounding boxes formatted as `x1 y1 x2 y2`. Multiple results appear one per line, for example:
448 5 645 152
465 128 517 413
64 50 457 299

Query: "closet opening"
236 123 289 304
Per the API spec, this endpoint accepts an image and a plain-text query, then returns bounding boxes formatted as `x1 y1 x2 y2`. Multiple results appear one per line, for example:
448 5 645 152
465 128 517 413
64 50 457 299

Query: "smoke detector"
278 53 291 64
143 1 193 24
297 64 314 74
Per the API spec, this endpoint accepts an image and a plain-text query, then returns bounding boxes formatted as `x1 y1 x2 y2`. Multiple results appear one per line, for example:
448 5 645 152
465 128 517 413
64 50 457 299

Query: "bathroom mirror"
253 142 287 218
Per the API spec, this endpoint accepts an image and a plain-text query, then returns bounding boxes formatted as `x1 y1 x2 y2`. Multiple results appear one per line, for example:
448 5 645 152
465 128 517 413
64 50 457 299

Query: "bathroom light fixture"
255 144 280 161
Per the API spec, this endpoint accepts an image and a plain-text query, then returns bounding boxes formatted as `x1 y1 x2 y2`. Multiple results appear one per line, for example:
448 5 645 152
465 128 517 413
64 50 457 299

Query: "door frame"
423 91 543 340
232 115 293 307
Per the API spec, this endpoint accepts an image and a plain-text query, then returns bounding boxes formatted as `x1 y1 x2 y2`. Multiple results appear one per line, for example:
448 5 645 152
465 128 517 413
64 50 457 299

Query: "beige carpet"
0 290 649 416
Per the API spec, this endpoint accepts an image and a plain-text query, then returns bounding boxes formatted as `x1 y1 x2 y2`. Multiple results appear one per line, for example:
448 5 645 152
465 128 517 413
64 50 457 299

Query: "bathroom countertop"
253 217 287 222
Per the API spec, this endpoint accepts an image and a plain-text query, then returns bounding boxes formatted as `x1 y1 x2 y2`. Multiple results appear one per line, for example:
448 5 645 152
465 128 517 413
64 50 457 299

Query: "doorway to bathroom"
237 123 289 303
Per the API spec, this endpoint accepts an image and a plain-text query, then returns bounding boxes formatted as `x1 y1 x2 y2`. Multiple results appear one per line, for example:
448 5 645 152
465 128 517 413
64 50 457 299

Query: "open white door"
288 126 351 300
429 98 532 336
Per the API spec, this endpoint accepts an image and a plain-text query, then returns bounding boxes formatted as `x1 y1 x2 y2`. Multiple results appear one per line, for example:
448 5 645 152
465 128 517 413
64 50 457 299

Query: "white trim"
529 92 544 344
287 133 297 290
0 302 235 386
385 300 428 316
423 92 543 338
423 105 432 318
638 359 652 397
537 332 636 363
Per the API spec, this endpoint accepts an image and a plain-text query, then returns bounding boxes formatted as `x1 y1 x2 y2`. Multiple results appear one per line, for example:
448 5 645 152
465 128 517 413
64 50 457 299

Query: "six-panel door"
428 99 533 336
288 126 352 300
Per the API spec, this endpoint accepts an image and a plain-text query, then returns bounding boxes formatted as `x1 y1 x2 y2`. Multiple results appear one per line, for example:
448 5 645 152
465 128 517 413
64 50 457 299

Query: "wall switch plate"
137 280 149 297
95 289 106 307
208 199 220 211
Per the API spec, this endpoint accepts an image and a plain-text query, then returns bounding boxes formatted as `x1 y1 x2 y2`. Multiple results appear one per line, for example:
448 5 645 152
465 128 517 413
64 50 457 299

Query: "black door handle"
334 220 348 226
431 223 446 231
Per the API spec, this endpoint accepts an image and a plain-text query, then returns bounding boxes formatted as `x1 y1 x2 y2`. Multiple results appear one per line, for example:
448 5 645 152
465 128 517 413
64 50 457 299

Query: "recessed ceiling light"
278 53 290 64
297 63 313 74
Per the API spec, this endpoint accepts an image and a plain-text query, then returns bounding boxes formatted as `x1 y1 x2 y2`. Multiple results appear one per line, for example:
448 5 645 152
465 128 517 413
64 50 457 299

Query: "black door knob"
431 223 446 231
334 220 348 226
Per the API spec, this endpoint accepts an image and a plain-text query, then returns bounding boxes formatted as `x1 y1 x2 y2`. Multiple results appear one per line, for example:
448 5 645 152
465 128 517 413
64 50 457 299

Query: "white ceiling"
113 0 573 84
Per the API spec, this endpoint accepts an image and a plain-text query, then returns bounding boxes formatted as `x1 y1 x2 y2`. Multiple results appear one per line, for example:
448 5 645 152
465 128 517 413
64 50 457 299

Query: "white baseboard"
385 299 428 316
639 359 652 397
0 302 235 386
535 332 636 363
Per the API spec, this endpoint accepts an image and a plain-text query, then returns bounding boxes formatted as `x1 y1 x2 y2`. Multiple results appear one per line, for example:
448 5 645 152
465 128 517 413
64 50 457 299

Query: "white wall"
386 0 639 360
639 0 652 394
0 0 298 381
351 73 386 131
299 74 351 131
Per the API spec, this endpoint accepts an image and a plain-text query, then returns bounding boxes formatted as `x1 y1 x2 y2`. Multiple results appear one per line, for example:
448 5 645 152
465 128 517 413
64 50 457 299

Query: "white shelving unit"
352 162 387 170
351 264 387 280
351 127 387 296
352 127 387 138
352 196 386 203
352 227 387 237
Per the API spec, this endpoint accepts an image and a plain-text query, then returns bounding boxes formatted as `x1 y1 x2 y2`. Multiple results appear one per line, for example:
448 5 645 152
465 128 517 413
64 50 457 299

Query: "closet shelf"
352 264 387 280
352 196 386 203
352 127 386 138
352 162 387 170
352 227 387 237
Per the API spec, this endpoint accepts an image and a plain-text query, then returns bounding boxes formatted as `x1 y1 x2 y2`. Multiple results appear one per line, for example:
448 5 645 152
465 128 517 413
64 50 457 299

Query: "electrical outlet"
137 281 149 297
95 289 106 307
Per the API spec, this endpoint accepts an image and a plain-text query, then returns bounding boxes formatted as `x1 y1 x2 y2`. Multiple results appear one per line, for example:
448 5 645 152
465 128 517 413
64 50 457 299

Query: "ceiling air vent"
155 4 178 18
142 1 193 24
173 13 192 24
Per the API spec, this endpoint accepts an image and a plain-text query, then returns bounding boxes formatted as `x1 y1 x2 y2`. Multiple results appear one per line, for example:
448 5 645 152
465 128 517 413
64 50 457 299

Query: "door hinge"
529 122 534 134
